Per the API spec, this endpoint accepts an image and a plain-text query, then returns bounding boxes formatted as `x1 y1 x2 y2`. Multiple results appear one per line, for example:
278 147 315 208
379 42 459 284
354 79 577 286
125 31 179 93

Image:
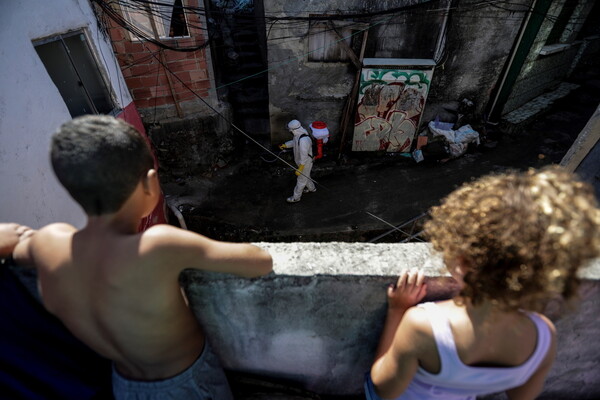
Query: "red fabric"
116 103 168 231
311 121 327 129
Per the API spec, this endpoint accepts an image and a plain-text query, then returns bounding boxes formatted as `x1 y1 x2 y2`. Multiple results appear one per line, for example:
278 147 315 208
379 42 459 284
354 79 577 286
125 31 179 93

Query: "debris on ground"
420 117 481 161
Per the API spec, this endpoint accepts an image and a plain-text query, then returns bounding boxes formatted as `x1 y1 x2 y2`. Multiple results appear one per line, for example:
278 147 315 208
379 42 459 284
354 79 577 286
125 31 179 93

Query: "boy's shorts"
111 341 233 400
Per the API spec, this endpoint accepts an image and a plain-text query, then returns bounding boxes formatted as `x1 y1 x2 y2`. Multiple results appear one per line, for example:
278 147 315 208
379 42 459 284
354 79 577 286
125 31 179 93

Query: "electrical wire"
95 0 590 237
127 23 434 238
96 0 581 86
92 0 212 52
98 0 532 52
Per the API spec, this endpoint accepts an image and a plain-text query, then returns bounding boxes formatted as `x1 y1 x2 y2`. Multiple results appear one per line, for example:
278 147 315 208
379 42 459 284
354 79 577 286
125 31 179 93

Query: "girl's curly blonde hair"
425 166 600 312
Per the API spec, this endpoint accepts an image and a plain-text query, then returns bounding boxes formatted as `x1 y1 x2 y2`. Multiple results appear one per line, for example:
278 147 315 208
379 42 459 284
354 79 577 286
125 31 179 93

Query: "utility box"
352 58 436 152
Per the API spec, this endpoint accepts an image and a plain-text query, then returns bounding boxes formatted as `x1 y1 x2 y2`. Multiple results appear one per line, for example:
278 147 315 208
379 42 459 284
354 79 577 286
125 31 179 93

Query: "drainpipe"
486 0 553 122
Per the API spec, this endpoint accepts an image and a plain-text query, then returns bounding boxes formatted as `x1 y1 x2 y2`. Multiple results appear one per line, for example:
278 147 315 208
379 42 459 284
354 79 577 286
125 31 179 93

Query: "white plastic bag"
428 120 455 143
455 125 480 146
428 121 480 158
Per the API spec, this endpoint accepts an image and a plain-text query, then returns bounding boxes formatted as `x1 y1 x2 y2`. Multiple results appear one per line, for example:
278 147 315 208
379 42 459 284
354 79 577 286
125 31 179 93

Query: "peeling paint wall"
264 0 532 147
0 0 132 228
147 103 236 181
502 0 597 115
424 0 532 122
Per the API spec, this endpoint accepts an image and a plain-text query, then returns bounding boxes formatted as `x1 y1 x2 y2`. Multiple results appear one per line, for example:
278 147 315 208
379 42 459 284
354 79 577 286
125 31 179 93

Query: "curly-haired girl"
366 166 600 400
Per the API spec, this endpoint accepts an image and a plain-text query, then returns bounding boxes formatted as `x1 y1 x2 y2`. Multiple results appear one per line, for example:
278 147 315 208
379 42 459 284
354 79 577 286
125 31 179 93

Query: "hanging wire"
120 22 425 236
94 0 586 240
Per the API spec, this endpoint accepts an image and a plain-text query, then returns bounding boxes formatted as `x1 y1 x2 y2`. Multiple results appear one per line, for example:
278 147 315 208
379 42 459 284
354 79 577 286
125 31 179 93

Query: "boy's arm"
506 317 557 400
370 269 427 398
148 225 273 278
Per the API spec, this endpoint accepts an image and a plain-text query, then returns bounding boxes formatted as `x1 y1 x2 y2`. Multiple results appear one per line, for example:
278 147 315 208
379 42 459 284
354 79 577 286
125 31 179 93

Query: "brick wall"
105 0 213 121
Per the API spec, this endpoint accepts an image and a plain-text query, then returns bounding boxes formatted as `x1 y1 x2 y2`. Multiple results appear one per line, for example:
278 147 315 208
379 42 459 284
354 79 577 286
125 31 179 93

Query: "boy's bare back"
20 115 273 386
27 219 271 381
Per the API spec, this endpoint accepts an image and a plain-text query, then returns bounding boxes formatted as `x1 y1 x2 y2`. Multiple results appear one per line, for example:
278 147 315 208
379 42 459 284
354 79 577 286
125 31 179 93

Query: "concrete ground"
162 66 600 245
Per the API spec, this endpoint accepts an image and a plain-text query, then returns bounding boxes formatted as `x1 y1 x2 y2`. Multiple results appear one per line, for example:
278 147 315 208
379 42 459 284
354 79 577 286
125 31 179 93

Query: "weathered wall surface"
182 242 600 398
264 0 450 145
424 0 531 123
147 103 236 180
502 44 582 114
502 0 597 115
264 0 531 146
0 0 131 228
101 0 237 178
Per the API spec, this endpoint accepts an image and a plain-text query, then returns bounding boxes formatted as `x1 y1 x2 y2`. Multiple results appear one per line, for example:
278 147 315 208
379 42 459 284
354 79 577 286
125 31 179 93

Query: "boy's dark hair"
51 115 154 216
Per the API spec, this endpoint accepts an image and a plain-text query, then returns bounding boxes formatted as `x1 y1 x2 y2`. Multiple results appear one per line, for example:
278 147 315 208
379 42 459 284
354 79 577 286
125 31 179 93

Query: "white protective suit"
284 122 315 201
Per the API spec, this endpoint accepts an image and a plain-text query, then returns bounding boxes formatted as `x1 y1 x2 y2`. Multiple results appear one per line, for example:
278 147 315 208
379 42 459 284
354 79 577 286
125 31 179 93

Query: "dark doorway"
204 0 270 150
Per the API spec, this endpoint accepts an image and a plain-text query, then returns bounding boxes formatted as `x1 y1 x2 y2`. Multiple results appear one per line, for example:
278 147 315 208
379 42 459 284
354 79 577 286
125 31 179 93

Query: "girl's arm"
370 269 427 399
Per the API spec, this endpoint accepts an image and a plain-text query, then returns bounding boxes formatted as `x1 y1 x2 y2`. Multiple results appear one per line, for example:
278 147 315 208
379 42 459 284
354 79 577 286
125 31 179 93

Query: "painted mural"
352 67 433 152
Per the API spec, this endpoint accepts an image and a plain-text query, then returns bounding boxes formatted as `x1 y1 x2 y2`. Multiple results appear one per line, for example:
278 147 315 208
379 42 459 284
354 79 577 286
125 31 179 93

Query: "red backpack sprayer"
308 121 329 160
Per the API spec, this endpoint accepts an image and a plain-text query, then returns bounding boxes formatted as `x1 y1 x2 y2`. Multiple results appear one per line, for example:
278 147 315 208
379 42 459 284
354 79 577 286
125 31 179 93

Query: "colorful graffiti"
352 67 433 152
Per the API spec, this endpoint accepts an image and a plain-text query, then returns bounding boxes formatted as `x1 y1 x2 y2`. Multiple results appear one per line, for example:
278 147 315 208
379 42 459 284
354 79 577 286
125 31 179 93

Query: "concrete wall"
182 242 600 398
0 0 132 228
502 0 596 114
424 0 530 123
147 106 236 181
264 0 530 146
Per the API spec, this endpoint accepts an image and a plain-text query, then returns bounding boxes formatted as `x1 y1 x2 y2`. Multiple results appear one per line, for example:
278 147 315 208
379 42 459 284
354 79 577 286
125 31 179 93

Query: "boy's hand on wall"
387 268 427 311
0 223 35 258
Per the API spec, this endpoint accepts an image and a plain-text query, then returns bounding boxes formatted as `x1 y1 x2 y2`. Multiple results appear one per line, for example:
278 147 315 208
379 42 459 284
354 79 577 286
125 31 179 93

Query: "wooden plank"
560 104 600 172
337 30 369 159
328 21 361 70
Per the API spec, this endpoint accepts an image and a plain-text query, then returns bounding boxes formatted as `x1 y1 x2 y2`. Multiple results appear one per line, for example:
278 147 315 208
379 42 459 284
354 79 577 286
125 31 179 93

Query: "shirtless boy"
15 115 273 399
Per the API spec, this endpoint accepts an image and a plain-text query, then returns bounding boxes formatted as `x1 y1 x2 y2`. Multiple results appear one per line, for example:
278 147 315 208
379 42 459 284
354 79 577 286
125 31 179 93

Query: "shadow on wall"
147 113 236 181
181 242 600 398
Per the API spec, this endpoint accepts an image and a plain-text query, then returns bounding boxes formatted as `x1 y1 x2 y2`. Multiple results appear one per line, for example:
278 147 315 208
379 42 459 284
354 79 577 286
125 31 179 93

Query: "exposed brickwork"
103 0 212 121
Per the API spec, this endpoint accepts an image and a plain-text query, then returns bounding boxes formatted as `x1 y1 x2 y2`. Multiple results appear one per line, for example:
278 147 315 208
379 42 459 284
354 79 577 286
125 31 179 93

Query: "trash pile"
413 117 481 163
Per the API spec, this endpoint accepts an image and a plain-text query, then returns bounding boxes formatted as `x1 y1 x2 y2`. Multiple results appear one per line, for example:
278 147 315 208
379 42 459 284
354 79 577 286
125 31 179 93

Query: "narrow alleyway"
161 66 599 244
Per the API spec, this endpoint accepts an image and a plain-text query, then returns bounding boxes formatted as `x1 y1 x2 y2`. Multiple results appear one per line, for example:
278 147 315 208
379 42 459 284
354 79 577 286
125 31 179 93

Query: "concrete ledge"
181 242 600 398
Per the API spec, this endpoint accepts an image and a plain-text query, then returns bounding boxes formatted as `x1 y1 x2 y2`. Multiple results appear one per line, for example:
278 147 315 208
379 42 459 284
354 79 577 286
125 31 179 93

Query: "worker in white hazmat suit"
279 119 316 203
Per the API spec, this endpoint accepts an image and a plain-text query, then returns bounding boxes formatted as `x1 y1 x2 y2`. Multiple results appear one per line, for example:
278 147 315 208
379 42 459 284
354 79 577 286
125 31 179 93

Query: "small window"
308 18 353 62
120 0 189 40
34 31 116 117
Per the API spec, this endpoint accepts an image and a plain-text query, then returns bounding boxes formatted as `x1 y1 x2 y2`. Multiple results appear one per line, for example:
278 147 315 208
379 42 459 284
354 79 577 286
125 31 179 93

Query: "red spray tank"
309 121 329 160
